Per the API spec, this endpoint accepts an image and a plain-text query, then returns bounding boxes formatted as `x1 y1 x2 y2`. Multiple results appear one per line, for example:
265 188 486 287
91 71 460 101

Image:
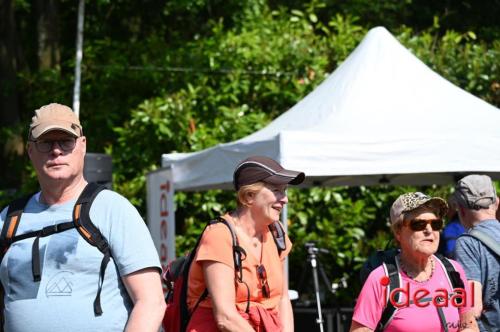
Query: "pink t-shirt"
352 256 473 332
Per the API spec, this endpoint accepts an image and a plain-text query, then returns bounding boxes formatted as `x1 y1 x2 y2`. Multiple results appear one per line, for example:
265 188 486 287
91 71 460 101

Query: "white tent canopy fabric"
162 26 500 191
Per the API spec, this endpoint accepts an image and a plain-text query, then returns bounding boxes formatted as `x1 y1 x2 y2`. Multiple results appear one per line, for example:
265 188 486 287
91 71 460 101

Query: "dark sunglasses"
257 264 270 298
29 138 77 153
406 218 444 231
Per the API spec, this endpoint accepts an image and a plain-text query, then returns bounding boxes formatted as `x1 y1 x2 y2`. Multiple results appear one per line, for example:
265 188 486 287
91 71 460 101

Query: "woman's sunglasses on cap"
257 264 270 298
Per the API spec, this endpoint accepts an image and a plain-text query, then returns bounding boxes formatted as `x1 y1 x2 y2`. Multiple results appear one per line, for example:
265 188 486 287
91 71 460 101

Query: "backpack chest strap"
2 221 76 282
1 183 109 317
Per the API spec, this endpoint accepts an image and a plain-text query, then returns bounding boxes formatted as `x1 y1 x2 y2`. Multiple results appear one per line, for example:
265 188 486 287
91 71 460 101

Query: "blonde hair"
236 182 265 207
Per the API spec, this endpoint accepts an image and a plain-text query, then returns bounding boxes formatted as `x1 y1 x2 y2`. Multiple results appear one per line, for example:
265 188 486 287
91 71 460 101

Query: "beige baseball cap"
29 103 82 139
390 192 448 225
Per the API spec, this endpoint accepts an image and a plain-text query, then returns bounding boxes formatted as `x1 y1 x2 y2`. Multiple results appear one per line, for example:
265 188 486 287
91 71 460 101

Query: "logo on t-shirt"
46 271 74 297
379 276 474 308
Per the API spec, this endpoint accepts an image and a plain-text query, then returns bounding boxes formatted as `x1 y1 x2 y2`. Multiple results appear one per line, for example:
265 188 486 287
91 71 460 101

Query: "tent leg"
281 204 289 281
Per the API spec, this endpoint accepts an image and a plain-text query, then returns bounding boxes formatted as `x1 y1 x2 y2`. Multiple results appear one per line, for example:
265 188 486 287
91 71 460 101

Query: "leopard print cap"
390 192 448 224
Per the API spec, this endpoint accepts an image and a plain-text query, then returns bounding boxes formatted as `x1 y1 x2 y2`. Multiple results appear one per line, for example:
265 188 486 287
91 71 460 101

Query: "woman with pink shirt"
350 192 478 332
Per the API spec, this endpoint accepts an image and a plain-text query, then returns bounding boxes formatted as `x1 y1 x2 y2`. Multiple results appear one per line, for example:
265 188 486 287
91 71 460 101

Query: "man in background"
453 174 499 331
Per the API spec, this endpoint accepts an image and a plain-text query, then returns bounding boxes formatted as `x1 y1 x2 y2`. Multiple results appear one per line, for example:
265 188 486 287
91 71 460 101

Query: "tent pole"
281 203 289 281
73 0 85 117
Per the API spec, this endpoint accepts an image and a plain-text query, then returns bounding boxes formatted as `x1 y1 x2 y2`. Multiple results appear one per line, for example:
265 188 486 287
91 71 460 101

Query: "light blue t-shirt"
0 190 161 332
455 219 500 332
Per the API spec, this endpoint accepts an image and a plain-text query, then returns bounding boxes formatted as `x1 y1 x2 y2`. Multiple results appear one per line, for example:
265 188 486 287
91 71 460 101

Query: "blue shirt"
441 219 465 258
0 190 161 332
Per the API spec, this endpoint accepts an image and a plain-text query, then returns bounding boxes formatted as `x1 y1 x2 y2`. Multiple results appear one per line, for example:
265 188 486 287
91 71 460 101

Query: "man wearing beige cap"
453 174 500 332
0 103 165 331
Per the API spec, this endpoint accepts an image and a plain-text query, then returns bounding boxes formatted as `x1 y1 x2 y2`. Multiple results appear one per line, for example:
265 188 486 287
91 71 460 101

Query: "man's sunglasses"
405 218 444 231
29 138 77 153
257 264 270 298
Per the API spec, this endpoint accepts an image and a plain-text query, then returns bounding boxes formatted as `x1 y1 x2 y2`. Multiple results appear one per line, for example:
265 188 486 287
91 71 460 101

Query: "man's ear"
80 136 87 153
27 142 34 161
457 205 465 217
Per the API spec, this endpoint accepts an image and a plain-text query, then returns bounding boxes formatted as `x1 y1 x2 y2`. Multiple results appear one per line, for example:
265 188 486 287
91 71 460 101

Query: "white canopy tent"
149 25 500 271
161 26 500 189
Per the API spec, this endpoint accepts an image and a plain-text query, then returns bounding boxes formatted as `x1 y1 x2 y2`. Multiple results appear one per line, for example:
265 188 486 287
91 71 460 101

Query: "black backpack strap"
0 194 34 257
180 215 252 331
72 182 109 316
0 194 33 332
213 217 246 281
73 182 108 252
1 193 75 282
268 221 286 256
434 253 464 290
30 221 75 281
179 218 233 331
213 217 250 313
375 256 399 332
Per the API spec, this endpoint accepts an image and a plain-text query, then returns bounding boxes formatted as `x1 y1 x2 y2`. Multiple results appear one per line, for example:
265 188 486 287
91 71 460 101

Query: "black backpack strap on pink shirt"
375 256 399 332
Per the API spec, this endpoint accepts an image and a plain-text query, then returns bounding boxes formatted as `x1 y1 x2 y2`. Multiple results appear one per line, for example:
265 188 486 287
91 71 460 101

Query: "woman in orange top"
186 156 305 332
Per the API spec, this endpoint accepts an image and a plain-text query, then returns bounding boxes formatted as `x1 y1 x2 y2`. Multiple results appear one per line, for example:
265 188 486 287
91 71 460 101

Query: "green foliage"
398 27 500 106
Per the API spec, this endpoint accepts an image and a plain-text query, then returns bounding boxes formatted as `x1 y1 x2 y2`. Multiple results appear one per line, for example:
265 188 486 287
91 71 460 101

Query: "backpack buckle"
41 224 59 237
96 239 110 253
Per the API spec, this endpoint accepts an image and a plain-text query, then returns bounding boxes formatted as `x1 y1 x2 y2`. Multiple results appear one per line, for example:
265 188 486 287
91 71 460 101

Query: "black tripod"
300 242 348 332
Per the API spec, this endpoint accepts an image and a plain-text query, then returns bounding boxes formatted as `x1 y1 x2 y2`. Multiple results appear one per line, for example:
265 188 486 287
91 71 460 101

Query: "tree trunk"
0 0 20 126
36 0 60 70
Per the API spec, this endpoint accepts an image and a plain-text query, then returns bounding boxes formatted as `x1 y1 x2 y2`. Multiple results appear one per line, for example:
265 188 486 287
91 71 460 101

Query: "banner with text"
147 167 175 279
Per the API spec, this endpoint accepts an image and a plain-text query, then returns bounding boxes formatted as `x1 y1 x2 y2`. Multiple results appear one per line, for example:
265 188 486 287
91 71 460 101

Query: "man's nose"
49 141 64 153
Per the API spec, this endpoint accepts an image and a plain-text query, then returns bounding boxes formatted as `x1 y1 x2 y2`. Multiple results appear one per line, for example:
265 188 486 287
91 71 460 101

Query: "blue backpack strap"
460 229 500 257
375 255 399 332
